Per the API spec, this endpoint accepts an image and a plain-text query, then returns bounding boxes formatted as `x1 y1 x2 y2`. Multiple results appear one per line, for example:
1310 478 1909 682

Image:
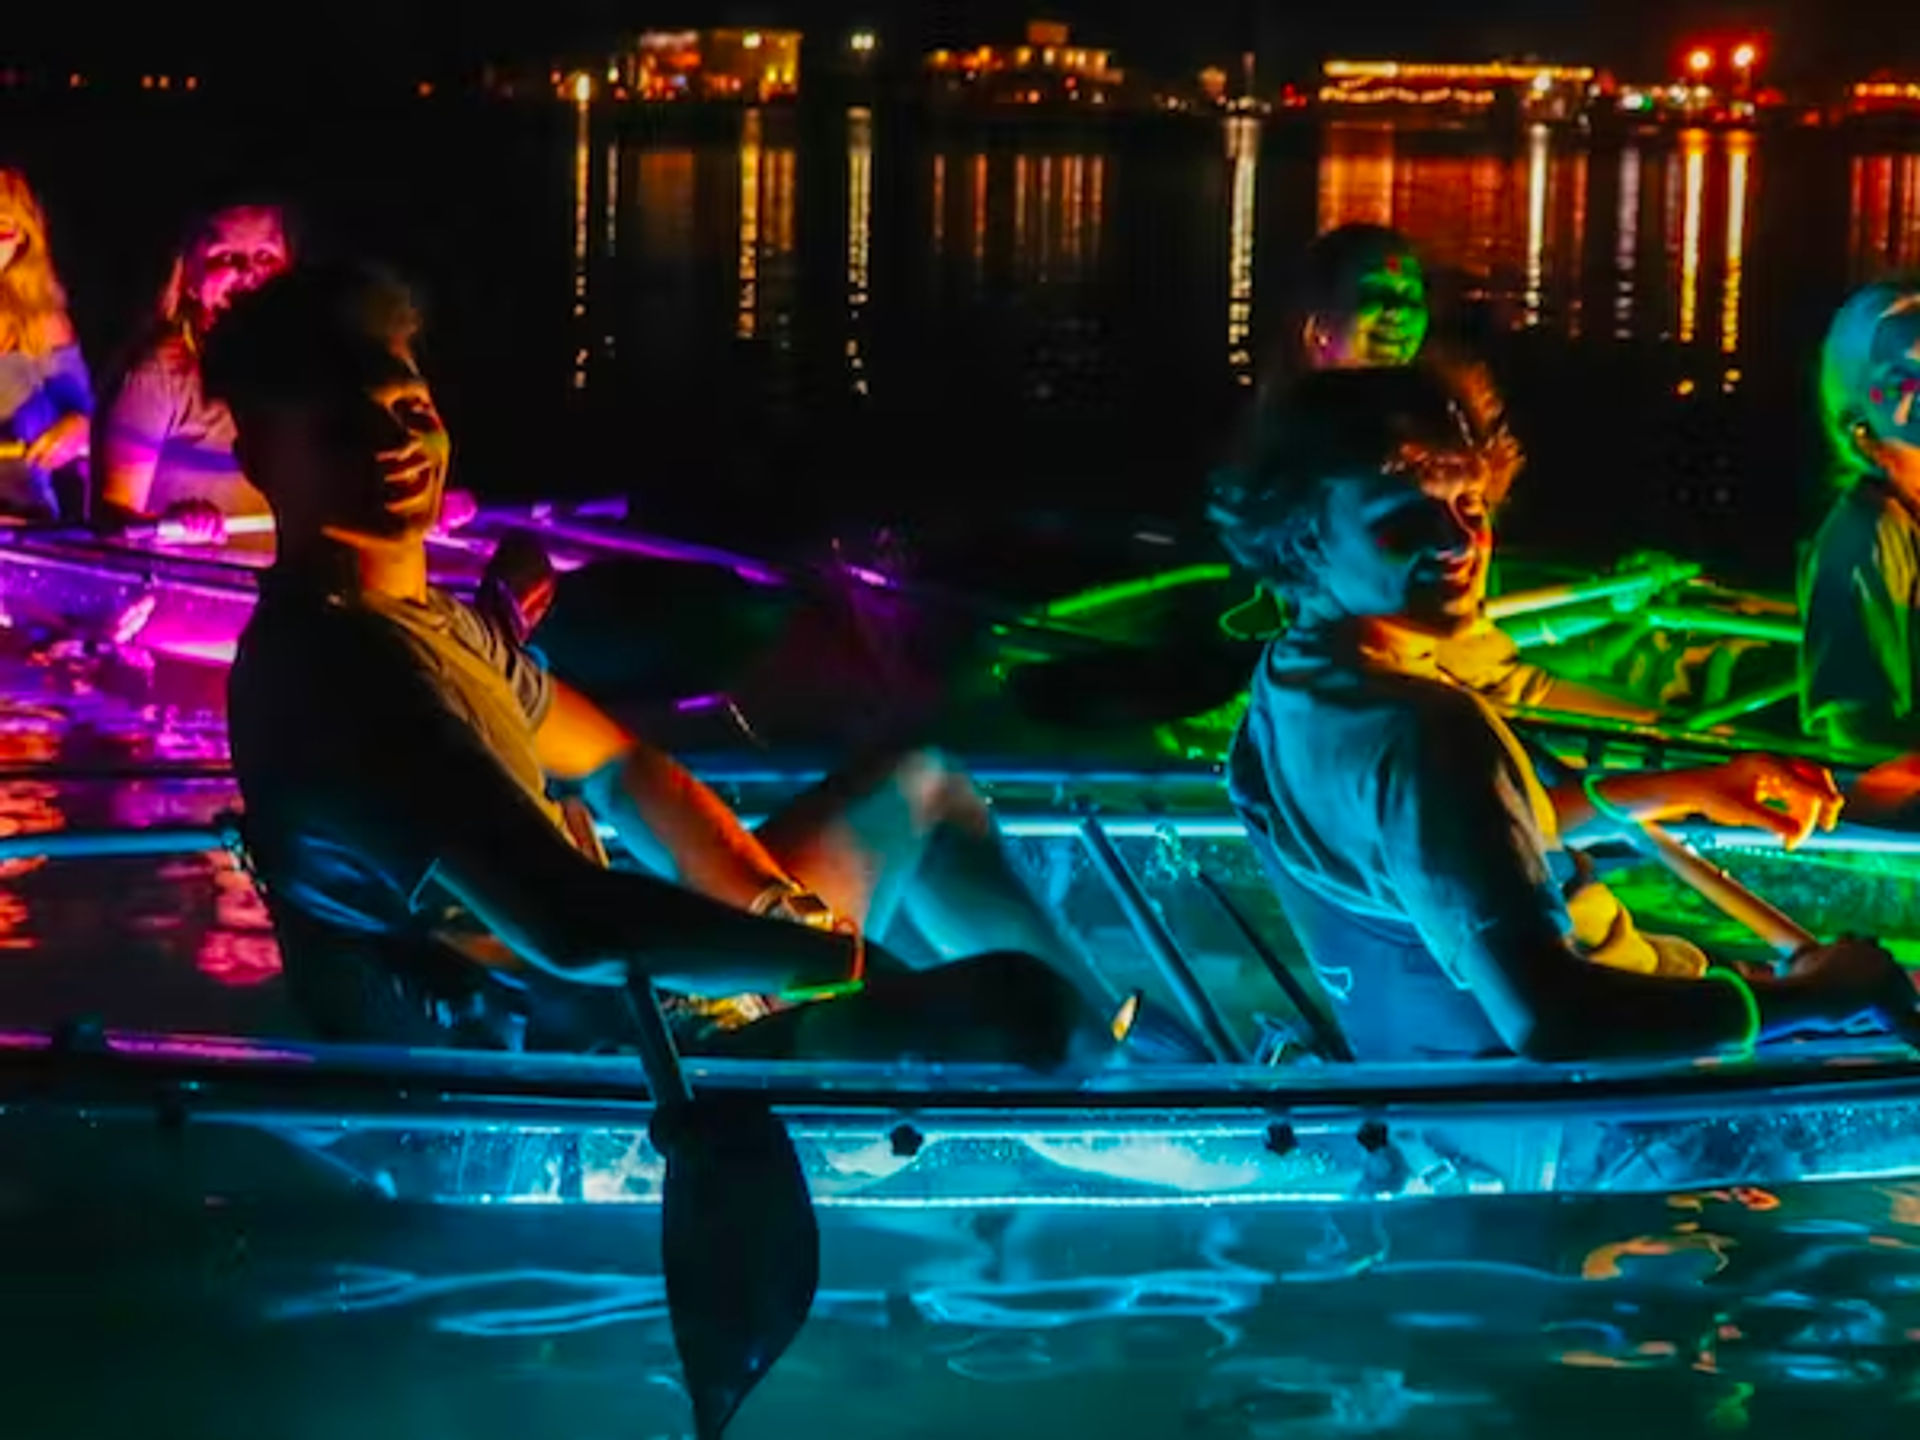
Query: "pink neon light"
152 639 240 666
107 1034 311 1064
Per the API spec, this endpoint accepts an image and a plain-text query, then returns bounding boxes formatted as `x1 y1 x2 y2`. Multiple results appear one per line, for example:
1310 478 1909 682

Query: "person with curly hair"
1211 363 1907 1063
1230 225 1651 722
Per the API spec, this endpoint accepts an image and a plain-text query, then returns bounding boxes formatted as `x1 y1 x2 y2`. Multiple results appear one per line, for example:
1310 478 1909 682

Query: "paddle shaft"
621 981 695 1108
1618 818 1816 958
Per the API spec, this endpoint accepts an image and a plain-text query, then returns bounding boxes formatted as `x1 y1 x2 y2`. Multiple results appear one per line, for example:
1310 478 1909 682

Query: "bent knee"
891 746 989 827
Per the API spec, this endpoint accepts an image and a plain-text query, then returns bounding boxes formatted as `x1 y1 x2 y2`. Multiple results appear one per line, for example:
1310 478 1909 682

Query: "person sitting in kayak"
1802 282 1920 765
1231 224 1654 725
96 202 294 543
205 261 1121 1070
0 170 92 522
1213 363 1913 1063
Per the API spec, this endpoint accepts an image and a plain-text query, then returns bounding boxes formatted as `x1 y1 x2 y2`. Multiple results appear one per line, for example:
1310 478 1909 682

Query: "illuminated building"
1646 40 1767 119
927 20 1124 108
1198 67 1229 104
1318 60 1596 121
620 29 802 104
1850 78 1920 118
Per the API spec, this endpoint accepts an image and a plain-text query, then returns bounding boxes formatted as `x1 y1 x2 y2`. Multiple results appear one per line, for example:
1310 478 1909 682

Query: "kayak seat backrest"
216 808 537 1051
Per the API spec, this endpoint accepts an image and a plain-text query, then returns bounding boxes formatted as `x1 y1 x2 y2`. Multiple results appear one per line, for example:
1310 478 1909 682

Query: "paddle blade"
652 1093 820 1440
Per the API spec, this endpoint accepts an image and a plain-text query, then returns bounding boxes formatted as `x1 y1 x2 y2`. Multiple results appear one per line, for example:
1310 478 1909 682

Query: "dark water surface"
9 96 1920 583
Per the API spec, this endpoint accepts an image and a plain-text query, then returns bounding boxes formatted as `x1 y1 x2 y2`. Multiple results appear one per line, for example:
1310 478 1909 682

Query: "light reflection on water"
0 646 286 1036
11 1173 1920 1435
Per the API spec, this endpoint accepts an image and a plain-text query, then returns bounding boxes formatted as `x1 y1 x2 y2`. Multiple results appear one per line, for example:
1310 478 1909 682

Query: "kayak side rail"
4 1028 1920 1125
2 812 1917 865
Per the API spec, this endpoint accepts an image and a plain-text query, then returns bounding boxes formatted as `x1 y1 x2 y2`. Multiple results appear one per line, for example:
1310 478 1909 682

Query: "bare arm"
95 356 173 520
1380 705 1859 1061
1551 755 1843 849
305 652 860 997
535 677 796 908
1522 673 1660 725
422 774 857 996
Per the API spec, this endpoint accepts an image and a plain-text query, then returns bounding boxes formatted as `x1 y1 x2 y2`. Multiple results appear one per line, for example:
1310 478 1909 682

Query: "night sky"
2 0 1909 90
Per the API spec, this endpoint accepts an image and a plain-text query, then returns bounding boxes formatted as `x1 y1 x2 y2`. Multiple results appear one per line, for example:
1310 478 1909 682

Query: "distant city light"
572 72 592 103
1732 43 1757 69
743 31 763 50
1530 72 1553 94
850 30 877 53
1687 48 1714 75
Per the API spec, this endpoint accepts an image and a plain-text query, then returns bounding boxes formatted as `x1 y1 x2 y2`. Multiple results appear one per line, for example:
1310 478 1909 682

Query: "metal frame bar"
1194 871 1353 1064
1677 674 1801 732
1076 816 1247 1063
6 1028 1920 1122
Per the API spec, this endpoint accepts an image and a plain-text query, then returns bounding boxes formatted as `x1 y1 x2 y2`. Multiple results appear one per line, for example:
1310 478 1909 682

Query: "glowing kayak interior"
6 747 1920 1209
0 514 1916 1208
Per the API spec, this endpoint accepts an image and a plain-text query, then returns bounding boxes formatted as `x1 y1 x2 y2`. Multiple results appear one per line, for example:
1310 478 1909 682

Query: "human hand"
1677 754 1845 849
435 487 479 533
22 413 88 472
158 500 227 546
1783 935 1918 1036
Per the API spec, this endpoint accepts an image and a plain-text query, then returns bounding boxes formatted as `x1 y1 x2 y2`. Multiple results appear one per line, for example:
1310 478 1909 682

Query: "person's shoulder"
235 589 415 697
1377 678 1507 767
117 331 196 394
1816 481 1915 556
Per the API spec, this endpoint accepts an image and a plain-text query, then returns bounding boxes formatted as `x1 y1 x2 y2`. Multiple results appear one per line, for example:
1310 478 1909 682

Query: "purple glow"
843 564 895 590
0 1030 52 1051
107 1033 312 1064
674 693 728 713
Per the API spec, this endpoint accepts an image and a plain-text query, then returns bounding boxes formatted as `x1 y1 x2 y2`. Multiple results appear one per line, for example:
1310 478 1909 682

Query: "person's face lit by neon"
1858 308 1920 494
1306 250 1430 369
1303 446 1492 639
242 336 452 547
189 208 291 323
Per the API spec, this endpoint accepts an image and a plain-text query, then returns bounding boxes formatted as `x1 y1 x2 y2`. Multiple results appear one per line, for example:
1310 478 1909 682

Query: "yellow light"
850 31 876 53
1323 60 1593 83
1687 48 1713 75
744 31 763 49
572 73 593 103
1531 72 1553 94
606 66 619 83
1732 43 1757 69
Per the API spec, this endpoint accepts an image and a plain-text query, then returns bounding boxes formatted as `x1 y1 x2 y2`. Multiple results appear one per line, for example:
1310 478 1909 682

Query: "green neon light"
1483 560 1702 621
1678 675 1800 732
1040 564 1232 622
1639 607 1802 644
